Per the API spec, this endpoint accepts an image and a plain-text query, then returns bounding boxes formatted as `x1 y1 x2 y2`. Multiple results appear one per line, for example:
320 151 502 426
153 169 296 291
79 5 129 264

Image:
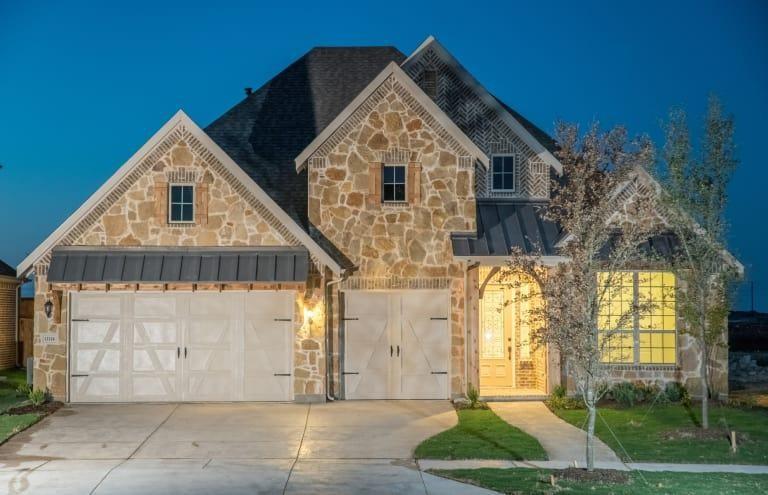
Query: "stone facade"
32 124 325 400
306 74 477 397
403 44 550 200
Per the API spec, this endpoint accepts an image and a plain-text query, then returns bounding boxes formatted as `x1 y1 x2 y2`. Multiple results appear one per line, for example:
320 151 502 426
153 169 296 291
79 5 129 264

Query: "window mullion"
633 272 640 365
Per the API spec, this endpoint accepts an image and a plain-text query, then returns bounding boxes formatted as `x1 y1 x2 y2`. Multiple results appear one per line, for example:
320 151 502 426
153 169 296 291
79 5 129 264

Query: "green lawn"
0 368 28 413
432 468 768 495
0 368 39 443
415 408 547 460
554 403 768 464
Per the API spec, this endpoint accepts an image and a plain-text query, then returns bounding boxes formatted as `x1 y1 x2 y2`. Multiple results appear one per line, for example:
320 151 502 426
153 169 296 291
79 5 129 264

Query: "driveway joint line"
127 403 180 459
282 403 311 495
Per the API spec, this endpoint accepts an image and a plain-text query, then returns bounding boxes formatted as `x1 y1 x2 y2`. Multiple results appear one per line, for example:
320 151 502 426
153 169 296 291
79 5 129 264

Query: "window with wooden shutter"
407 162 421 204
154 180 168 224
367 162 382 207
195 183 208 225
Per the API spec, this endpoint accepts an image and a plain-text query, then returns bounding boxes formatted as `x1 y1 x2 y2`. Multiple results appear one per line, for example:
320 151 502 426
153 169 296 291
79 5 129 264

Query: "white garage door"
69 291 294 402
344 290 450 399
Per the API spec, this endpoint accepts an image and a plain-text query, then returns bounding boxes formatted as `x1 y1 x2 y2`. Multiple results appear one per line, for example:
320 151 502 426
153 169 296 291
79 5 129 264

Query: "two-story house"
17 37 731 404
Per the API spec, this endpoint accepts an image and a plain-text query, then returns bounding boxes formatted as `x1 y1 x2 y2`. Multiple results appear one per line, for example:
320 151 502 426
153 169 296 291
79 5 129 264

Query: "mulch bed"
556 467 630 484
6 401 64 415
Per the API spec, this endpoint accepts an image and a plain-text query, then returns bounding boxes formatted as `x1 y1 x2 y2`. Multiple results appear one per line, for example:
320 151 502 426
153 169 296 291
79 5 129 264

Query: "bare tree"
660 95 738 429
502 122 660 470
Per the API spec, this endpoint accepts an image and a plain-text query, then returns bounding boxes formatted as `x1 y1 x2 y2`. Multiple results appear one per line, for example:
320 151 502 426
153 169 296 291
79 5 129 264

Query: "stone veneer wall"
307 75 476 397
32 129 327 400
402 45 550 200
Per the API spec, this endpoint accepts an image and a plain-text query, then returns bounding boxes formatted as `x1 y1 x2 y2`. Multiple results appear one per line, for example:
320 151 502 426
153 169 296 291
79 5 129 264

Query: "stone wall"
31 127 325 400
307 74 476 397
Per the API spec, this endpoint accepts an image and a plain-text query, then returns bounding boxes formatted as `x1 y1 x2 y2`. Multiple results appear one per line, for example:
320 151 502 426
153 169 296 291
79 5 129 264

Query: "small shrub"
635 381 666 404
16 383 32 396
545 386 584 410
467 384 480 409
726 395 757 409
610 382 639 408
664 382 689 403
28 388 47 407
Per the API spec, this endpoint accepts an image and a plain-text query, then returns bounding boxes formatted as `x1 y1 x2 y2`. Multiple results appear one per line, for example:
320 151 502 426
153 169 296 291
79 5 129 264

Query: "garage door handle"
273 373 291 376
397 345 400 357
177 347 180 359
431 371 448 375
390 345 393 357
184 347 188 358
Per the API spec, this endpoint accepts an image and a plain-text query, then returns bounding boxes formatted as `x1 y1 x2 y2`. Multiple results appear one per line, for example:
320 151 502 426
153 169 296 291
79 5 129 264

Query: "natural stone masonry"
307 75 476 396
33 126 325 399
403 45 550 199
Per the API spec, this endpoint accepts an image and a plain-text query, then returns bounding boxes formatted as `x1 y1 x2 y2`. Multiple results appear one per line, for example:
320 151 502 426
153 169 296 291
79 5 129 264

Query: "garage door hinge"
342 372 359 375
342 317 359 321
430 317 448 320
273 373 291 376
273 318 292 322
71 318 90 322
71 374 89 377
430 371 448 375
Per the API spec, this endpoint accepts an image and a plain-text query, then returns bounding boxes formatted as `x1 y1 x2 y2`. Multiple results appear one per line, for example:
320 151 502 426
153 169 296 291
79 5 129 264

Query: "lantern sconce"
44 299 54 320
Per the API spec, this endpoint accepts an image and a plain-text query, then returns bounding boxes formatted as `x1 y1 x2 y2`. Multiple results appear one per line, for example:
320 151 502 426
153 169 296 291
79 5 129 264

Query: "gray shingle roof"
452 199 562 257
205 46 405 270
47 247 309 283
0 259 15 278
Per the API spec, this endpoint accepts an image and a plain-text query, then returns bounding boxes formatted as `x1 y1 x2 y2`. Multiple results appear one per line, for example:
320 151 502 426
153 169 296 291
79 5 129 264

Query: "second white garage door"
69 291 294 402
343 290 450 399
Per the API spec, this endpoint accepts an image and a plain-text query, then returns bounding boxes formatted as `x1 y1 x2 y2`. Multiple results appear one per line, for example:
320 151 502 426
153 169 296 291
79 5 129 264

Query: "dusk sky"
1 1 766 309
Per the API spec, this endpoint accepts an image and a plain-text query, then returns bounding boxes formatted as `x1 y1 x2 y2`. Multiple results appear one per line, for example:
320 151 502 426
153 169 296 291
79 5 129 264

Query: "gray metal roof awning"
452 200 562 258
47 247 309 284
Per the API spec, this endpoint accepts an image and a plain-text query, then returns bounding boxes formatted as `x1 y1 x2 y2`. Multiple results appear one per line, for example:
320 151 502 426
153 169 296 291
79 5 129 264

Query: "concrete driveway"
0 401 495 494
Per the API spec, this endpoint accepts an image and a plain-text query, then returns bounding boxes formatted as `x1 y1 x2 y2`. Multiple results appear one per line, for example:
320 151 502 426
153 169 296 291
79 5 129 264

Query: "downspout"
324 270 347 402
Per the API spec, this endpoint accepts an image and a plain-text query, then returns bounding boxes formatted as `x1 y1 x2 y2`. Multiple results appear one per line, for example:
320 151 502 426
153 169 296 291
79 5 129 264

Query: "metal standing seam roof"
47 247 309 283
451 200 562 258
0 259 16 278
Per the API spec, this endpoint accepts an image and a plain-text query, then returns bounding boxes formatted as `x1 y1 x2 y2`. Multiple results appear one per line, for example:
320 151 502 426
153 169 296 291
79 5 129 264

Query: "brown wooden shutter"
367 162 382 207
154 181 168 224
407 162 422 204
195 183 209 225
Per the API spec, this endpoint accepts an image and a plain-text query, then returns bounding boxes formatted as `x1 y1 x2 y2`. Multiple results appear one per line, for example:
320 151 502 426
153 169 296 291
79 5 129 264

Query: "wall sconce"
44 299 54 319
304 307 316 325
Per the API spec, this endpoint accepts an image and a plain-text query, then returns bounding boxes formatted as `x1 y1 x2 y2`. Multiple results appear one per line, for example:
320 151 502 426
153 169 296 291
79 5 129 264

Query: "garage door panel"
71 291 294 403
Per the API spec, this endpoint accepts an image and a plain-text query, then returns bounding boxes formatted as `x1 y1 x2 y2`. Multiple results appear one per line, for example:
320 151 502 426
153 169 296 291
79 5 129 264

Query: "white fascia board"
403 36 563 175
454 255 570 267
294 61 488 171
18 110 343 278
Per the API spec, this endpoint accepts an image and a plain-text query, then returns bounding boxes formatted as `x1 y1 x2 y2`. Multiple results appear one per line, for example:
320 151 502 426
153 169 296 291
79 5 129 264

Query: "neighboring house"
17 36 733 403
0 259 20 370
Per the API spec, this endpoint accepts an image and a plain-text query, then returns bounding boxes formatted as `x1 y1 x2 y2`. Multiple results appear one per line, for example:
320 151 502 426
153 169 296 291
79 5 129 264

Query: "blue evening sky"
1 1 766 309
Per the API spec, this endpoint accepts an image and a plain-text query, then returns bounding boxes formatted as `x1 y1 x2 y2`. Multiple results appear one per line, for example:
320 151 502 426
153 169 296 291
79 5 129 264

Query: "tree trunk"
701 342 709 430
585 385 596 471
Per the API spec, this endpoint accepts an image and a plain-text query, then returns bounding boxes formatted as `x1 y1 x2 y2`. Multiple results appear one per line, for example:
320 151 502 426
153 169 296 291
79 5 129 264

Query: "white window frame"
168 183 196 224
490 154 516 192
382 163 407 203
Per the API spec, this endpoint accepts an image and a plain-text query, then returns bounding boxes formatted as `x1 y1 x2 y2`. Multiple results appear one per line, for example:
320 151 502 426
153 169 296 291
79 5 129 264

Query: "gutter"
324 270 348 401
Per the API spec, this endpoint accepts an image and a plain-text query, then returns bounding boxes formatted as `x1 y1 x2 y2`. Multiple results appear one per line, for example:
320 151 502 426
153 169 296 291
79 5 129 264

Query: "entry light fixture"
44 299 54 319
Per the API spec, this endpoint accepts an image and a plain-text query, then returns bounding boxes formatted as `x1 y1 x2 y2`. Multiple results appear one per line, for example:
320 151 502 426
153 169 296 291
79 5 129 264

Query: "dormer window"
382 164 406 202
169 184 195 223
491 154 516 192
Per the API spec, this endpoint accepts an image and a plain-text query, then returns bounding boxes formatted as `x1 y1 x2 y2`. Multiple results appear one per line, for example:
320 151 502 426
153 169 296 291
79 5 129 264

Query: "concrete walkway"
419 459 768 474
0 402 497 495
489 402 622 464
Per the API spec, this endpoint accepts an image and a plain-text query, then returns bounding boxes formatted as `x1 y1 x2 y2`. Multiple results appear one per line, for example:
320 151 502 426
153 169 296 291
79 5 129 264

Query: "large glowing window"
598 271 677 365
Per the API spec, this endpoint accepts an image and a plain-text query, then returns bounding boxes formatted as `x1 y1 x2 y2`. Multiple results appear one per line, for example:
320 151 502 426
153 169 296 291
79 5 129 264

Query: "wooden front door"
478 288 514 393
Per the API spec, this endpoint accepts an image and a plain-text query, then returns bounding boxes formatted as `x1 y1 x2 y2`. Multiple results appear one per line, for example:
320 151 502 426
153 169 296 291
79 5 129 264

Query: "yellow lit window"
597 271 677 365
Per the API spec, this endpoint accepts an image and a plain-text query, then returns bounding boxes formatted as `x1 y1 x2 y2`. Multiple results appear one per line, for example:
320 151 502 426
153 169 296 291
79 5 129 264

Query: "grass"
553 402 768 464
415 408 548 460
432 468 768 495
0 368 28 413
0 368 40 443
